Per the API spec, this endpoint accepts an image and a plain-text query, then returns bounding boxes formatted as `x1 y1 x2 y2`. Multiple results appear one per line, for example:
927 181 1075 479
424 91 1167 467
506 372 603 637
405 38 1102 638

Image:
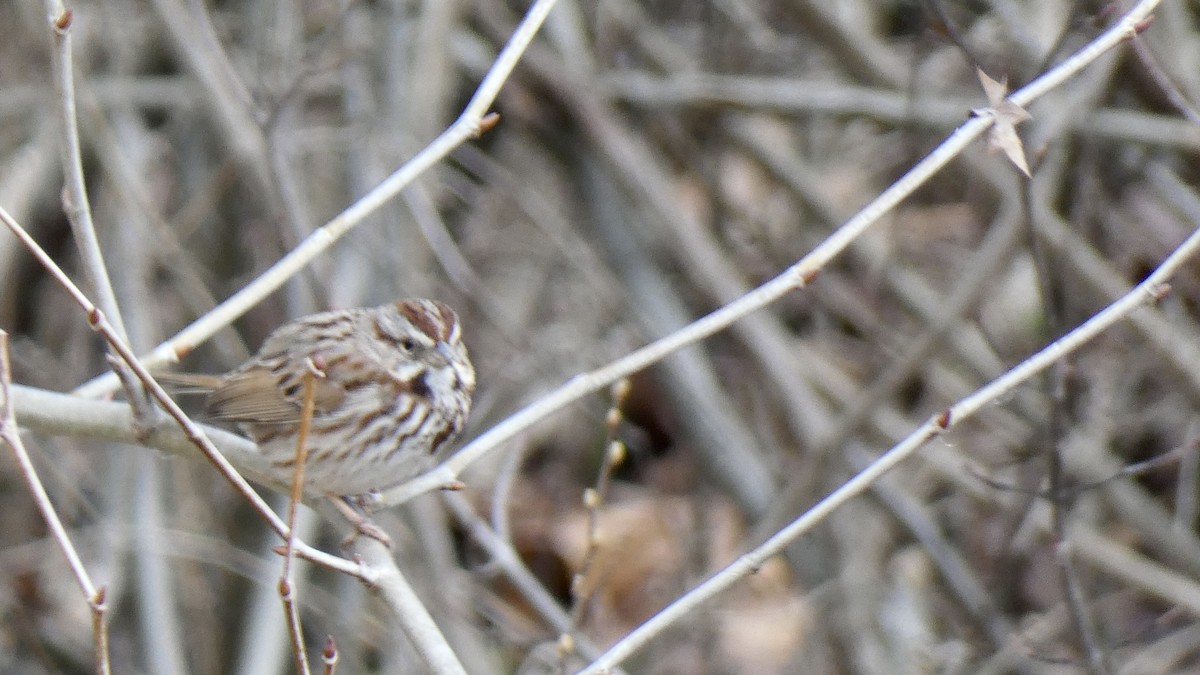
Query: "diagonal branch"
580 192 1200 675
73 0 561 399
381 0 1163 508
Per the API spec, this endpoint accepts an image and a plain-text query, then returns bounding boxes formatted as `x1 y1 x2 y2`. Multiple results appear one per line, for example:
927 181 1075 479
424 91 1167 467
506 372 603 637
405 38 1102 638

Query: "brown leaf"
976 68 1032 177
550 496 693 644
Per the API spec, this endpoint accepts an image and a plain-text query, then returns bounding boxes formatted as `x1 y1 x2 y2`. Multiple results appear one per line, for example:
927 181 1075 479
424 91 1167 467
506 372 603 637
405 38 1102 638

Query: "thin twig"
0 331 112 674
383 0 1163 509
849 446 1013 649
281 362 321 675
74 0 561 398
284 361 320 573
579 188 1199 673
579 155 778 514
42 1 154 426
1130 33 1200 127
90 587 112 675
1070 528 1200 617
7 382 364 577
1176 424 1200 532
322 636 338 675
564 381 630 661
152 0 271 193
0 206 293 538
1023 120 1111 672
278 575 310 675
603 71 1200 151
352 539 468 675
455 488 569 617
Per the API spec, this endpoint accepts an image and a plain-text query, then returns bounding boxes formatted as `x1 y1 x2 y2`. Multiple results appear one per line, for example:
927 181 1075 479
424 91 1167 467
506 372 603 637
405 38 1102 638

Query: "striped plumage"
199 299 474 496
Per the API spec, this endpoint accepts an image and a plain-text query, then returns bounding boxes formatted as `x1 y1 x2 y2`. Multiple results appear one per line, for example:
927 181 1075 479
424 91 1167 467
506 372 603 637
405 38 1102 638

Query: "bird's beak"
436 342 473 390
434 341 455 367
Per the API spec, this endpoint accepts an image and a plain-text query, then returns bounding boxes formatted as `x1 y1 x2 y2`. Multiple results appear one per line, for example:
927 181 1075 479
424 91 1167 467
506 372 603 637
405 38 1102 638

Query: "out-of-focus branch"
382 0 1162 509
74 0 562 399
42 1 152 426
0 332 112 674
582 186 1199 673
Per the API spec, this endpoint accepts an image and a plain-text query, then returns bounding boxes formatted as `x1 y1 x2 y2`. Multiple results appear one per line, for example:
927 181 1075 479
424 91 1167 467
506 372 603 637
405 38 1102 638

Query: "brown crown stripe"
397 300 450 342
433 302 457 342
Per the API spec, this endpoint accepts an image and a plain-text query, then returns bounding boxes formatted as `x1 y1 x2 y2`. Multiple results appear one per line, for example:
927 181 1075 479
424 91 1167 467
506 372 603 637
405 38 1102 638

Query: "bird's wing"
204 367 347 424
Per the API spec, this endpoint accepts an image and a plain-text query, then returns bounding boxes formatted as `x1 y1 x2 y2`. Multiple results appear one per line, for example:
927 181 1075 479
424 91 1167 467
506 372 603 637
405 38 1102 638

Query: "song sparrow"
175 299 475 497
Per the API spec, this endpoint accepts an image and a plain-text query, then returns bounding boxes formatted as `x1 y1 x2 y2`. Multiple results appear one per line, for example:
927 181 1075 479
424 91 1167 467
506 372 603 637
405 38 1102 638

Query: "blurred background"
2 0 1200 673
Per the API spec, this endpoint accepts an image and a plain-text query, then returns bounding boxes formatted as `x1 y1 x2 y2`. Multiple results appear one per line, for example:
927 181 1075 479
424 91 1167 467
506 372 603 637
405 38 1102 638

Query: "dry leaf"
975 68 1033 177
550 496 693 644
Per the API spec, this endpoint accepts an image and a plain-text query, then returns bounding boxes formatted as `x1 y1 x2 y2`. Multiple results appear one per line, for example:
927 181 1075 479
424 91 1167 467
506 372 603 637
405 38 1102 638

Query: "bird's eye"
399 337 417 352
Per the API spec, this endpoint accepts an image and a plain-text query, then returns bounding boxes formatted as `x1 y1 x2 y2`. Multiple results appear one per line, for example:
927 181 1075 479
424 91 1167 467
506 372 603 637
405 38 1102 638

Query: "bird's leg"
331 494 393 549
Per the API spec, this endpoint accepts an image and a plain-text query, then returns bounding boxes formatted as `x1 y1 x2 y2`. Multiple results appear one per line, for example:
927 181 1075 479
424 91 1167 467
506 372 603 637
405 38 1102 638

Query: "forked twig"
74 0 561 399
382 0 1164 509
42 0 154 426
352 540 469 675
578 217 1200 673
0 331 112 675
0 206 292 538
6 381 372 579
0 209 457 665
0 208 391 592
